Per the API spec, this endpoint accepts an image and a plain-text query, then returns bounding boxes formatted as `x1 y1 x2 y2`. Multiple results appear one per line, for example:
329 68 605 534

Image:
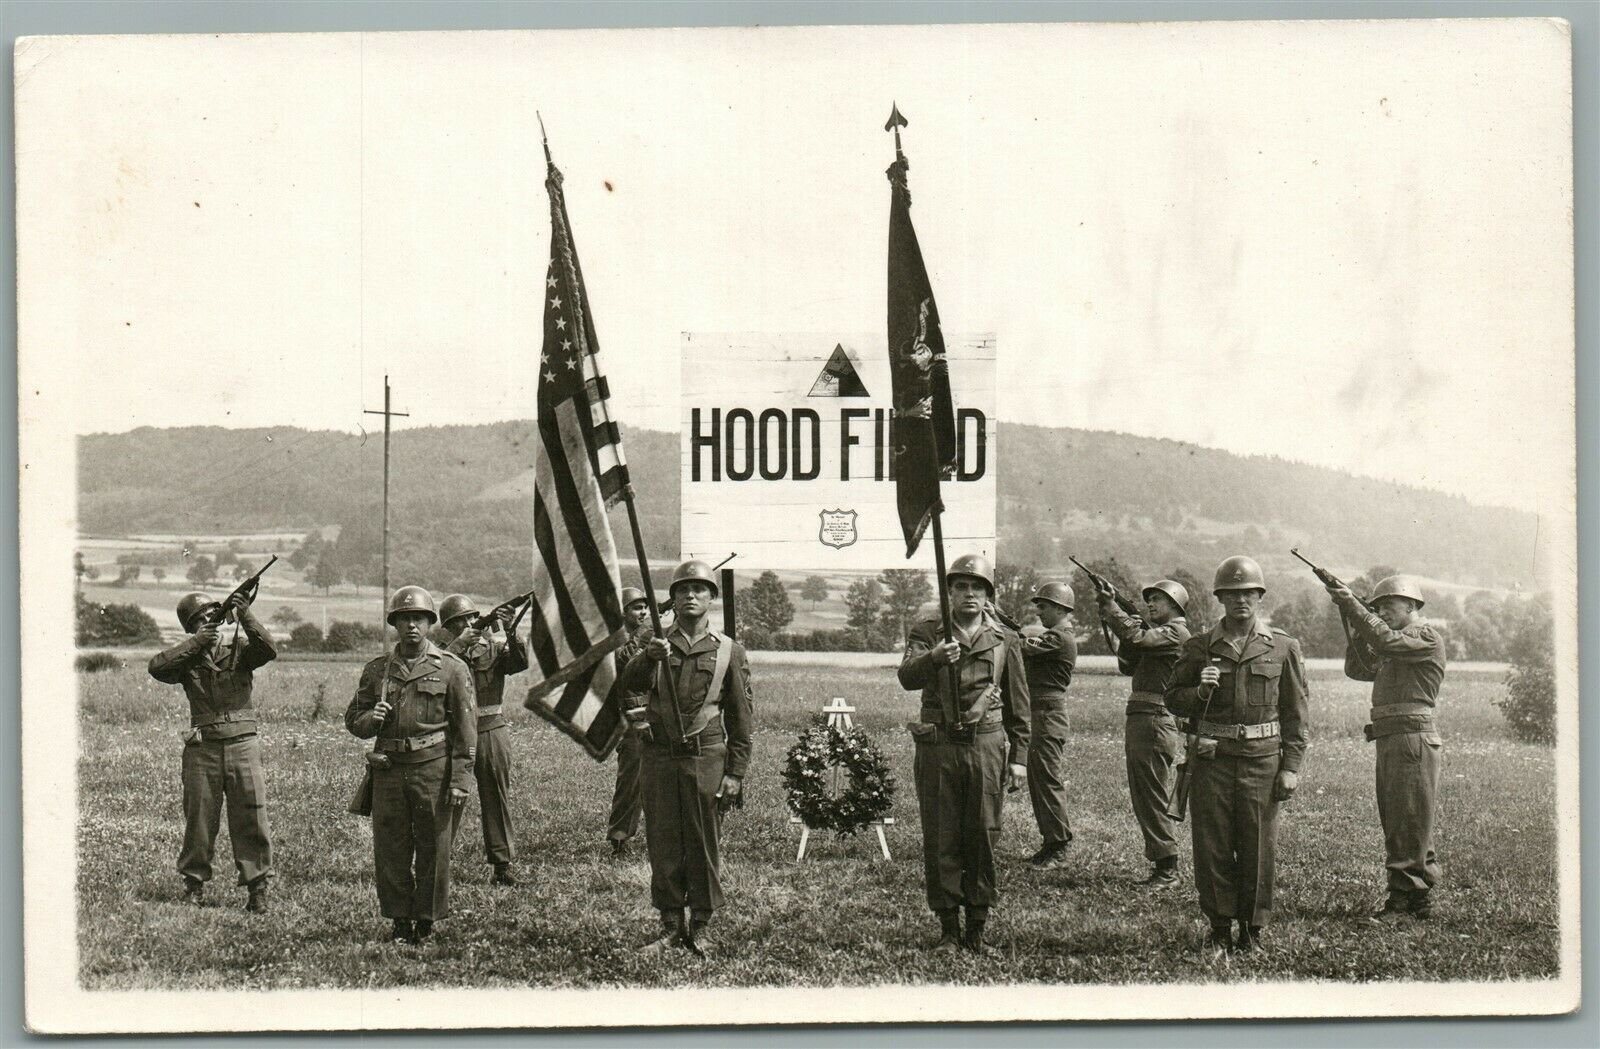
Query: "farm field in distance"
77 660 1557 990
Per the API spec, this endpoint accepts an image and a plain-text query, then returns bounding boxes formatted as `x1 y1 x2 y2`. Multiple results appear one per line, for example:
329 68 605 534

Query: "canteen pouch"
365 751 393 771
347 769 374 817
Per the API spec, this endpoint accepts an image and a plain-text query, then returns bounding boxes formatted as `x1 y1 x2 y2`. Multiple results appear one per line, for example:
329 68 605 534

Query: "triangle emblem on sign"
808 344 871 398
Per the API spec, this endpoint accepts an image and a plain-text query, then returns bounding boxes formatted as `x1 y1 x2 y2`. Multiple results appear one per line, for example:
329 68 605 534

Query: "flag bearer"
1164 556 1309 951
1095 578 1193 888
606 587 654 855
1019 581 1076 869
439 593 528 886
148 590 277 912
1326 574 1446 922
345 586 477 944
619 561 753 958
898 553 1031 954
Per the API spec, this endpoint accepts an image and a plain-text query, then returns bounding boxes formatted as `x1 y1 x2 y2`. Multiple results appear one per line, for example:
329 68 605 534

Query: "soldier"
1019 581 1076 869
147 590 276 912
1094 577 1193 888
1325 574 1446 922
618 561 753 957
1164 556 1308 951
606 586 654 855
899 554 1031 954
438 593 528 886
345 586 477 944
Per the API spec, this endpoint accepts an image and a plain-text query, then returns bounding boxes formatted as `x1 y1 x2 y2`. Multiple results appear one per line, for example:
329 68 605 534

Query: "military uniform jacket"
147 607 277 740
345 642 478 793
899 618 1031 766
1164 620 1309 773
612 624 655 708
1101 602 1192 709
1020 626 1075 706
444 629 529 732
1337 597 1446 725
620 627 754 778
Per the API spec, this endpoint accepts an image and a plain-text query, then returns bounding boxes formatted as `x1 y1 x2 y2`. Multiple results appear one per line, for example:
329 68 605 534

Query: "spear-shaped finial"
885 103 908 160
537 110 552 166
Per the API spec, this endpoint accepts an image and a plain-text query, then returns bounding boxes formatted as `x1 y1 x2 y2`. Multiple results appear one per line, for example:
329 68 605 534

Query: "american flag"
522 145 631 761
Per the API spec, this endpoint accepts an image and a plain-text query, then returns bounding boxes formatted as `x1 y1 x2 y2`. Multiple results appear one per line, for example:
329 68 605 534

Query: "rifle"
1167 657 1221 822
986 601 1022 633
1068 556 1141 618
207 556 278 669
655 553 736 615
469 589 536 632
1290 548 1356 645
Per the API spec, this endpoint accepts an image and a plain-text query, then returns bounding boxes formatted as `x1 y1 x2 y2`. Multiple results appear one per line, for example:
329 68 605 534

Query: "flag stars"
565 358 579 370
546 274 557 288
551 296 562 309
544 369 557 383
555 317 566 330
561 340 572 351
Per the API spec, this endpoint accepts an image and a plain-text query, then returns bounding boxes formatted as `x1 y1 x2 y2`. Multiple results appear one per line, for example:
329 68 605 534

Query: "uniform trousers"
1026 704 1073 847
1375 730 1443 893
370 754 460 920
1190 752 1280 926
642 739 726 919
608 730 644 843
913 726 1007 915
179 734 272 886
1124 712 1182 862
473 723 514 866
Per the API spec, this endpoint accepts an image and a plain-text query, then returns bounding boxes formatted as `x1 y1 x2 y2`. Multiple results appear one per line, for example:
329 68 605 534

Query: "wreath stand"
790 697 896 862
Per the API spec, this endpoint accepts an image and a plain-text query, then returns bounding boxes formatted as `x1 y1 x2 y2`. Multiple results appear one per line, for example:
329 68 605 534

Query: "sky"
17 19 1574 515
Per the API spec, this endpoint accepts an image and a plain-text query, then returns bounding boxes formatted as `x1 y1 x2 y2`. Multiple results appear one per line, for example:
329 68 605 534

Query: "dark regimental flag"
885 113 958 558
523 140 631 761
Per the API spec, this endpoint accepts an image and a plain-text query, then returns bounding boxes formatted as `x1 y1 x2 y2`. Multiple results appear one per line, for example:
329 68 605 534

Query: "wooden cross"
791 697 896 862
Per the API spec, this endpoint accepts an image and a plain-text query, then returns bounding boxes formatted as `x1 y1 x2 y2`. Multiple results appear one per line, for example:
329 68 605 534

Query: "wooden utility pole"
363 375 408 631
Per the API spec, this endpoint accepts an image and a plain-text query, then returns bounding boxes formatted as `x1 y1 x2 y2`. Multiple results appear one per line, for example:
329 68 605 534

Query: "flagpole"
887 103 962 720
541 114 689 744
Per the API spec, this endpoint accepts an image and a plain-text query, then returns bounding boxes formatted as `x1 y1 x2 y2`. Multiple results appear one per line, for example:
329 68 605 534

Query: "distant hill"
78 421 1541 592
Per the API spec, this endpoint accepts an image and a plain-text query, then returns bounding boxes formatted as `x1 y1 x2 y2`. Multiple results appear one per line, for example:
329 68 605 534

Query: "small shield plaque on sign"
818 509 859 549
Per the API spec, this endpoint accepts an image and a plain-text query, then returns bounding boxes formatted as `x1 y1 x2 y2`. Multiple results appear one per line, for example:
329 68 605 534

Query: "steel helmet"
386 585 438 625
176 592 221 632
669 560 720 599
1212 556 1266 593
1370 575 1426 609
1143 579 1191 613
1031 581 1075 611
947 553 995 594
619 586 649 609
438 593 479 627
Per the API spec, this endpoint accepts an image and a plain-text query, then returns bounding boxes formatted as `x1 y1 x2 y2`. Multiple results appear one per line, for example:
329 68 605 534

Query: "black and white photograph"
15 13 1580 1033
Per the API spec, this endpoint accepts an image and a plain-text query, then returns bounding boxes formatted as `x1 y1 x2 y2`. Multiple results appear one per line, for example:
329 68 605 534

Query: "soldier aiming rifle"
1069 556 1140 657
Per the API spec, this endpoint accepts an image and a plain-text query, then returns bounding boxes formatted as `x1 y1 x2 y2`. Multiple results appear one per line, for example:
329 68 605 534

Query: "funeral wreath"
782 715 896 835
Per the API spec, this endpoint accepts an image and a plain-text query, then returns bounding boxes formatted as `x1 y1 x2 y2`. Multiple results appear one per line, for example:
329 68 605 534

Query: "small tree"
75 595 161 646
270 606 303 632
801 575 830 610
82 565 101 582
289 531 323 570
186 556 216 587
152 566 167 584
288 622 325 651
743 570 796 634
846 577 886 648
312 547 341 595
877 569 932 646
1498 598 1555 744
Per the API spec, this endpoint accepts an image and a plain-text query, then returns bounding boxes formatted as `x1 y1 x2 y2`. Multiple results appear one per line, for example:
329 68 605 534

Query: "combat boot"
245 879 269 914
932 908 962 953
411 919 434 944
1139 857 1179 889
1367 893 1412 925
390 918 414 943
1206 922 1233 952
685 917 714 960
182 878 204 906
640 910 684 953
1236 924 1264 952
491 863 518 887
1029 841 1071 869
962 910 991 956
1409 890 1434 920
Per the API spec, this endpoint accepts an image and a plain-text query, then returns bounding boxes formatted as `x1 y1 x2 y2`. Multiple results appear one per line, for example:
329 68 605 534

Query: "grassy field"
76 660 1557 989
